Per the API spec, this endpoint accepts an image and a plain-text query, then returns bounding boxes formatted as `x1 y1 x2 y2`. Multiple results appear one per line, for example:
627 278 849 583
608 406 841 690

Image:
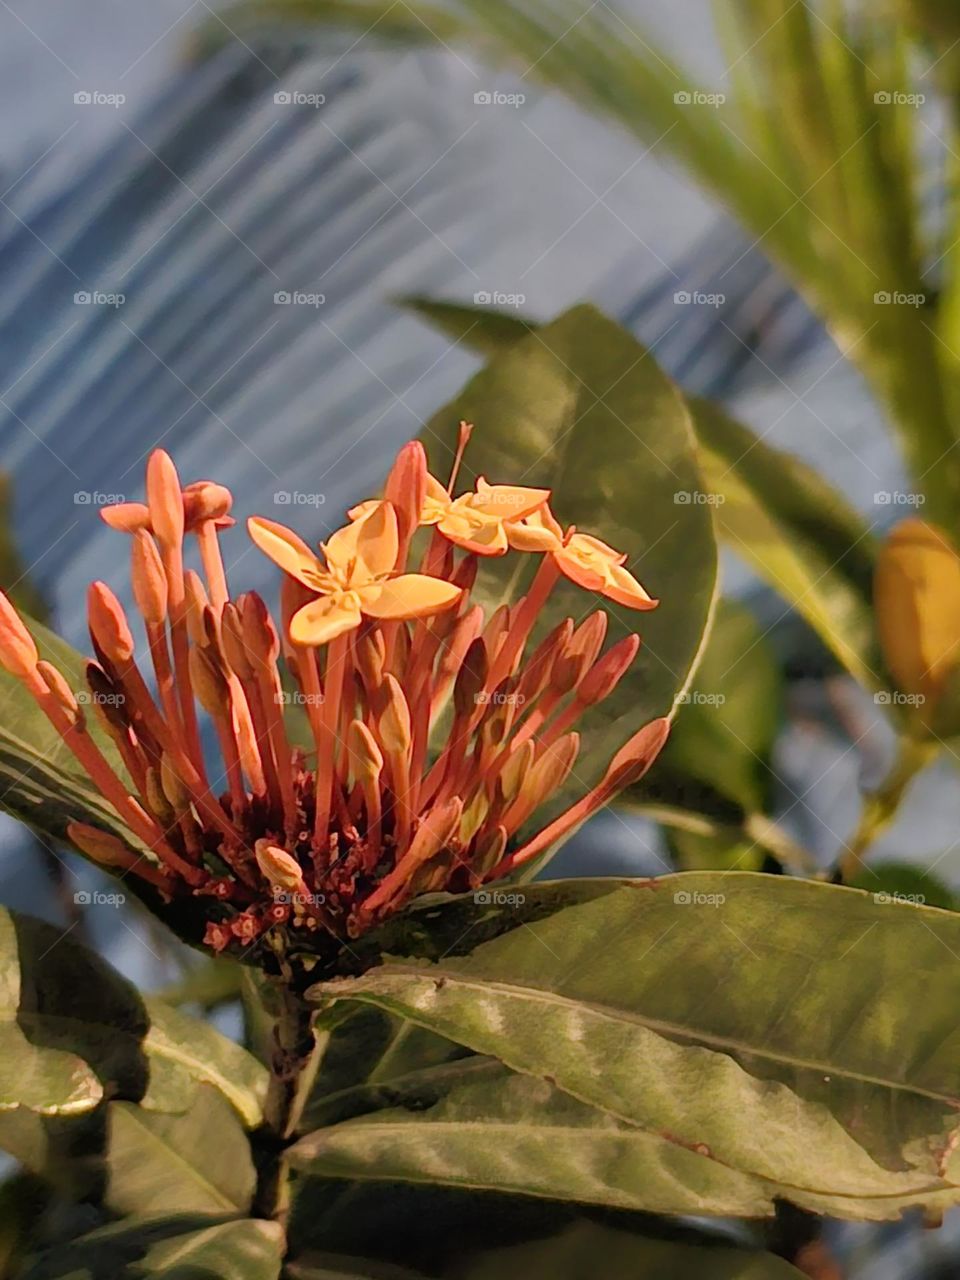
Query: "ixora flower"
0 438 668 965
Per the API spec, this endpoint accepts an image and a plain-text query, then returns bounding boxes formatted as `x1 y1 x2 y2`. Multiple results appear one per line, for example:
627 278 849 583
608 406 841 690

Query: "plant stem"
836 733 938 883
253 976 319 1225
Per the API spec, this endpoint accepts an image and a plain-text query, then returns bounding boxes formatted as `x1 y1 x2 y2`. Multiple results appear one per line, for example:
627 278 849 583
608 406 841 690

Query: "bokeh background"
1 3 957 1275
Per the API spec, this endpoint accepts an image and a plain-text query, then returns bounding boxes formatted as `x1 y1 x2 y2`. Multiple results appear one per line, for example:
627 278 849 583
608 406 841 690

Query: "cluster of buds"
0 425 669 960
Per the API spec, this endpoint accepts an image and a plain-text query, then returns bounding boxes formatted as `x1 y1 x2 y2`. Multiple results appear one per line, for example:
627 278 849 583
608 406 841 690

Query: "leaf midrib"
326 969 960 1106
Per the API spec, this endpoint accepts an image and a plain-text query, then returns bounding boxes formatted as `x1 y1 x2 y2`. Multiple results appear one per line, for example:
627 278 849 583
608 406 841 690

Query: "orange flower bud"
874 519 960 713
145 449 184 549
37 662 80 722
131 530 168 626
87 582 135 664
0 592 38 678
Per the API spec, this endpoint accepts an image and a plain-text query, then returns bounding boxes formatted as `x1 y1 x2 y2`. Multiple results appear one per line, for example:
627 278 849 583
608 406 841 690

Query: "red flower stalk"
0 436 669 960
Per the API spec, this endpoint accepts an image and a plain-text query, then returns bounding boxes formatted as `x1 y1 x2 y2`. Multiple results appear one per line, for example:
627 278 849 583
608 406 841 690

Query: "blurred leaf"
850 859 956 910
311 873 960 1219
691 397 881 689
0 475 46 621
0 908 267 1141
157 959 244 1010
286 1258 430 1280
105 1086 255 1216
19 1215 284 1280
447 1220 805 1279
418 304 718 826
402 296 531 356
291 1056 772 1216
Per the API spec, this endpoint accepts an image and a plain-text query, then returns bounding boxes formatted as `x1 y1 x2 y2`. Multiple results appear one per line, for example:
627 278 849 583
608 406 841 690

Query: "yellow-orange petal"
248 516 328 591
553 547 606 592
602 562 658 610
289 593 362 646
358 574 462 620
325 501 398 583
506 519 563 553
470 479 550 521
0 592 38 678
346 499 380 522
567 531 627 567
439 505 509 556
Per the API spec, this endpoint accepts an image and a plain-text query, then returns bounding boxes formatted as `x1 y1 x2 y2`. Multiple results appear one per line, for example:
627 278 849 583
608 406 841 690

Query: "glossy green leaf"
106 1086 256 1216
449 1220 805 1280
19 1215 284 1280
311 873 960 1219
0 908 267 1136
291 1056 771 1216
418 304 718 818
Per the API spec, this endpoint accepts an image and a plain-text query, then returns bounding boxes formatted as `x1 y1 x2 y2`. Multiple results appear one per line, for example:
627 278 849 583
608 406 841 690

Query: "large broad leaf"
417 304 718 817
309 873 960 1219
449 1221 805 1280
105 1086 256 1216
0 908 267 1134
291 1056 771 1217
19 1215 284 1280
402 300 880 692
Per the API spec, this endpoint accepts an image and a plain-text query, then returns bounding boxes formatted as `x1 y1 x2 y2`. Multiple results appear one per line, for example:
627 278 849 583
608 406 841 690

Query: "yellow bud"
875 519 960 710
255 840 304 891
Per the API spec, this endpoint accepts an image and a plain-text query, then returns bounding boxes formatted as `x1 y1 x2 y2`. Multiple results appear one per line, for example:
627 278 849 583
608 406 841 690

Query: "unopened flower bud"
379 674 412 756
37 661 80 722
67 822 137 868
87 582 134 663
131 530 168 626
145 449 184 549
255 840 304 891
189 645 230 716
0 593 38 678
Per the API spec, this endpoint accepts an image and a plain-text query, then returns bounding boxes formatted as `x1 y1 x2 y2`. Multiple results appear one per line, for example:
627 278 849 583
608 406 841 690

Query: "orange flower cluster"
0 427 668 958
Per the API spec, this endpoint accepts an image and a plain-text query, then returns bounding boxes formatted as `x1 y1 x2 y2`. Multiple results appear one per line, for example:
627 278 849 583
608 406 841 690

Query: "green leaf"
418 304 718 822
449 1220 805 1280
0 908 267 1136
690 397 882 690
404 298 879 694
105 1086 256 1216
849 860 956 911
19 1215 284 1280
0 615 137 846
310 873 960 1219
291 1056 772 1216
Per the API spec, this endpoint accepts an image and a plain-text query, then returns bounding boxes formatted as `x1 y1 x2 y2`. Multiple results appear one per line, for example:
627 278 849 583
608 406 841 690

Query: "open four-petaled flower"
248 501 462 645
